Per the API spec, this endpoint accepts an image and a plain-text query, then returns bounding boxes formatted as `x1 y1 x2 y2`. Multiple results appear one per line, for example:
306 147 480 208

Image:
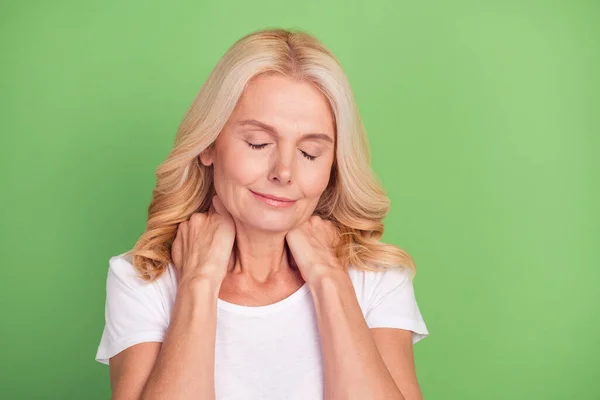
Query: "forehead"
231 74 335 136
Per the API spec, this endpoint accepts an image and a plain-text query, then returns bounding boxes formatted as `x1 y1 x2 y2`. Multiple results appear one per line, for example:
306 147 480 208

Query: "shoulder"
96 251 177 365
346 265 414 308
348 265 429 342
105 251 178 305
347 264 413 292
106 252 143 289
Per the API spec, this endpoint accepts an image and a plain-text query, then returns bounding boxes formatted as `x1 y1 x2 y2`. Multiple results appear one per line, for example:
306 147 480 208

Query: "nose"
269 149 293 184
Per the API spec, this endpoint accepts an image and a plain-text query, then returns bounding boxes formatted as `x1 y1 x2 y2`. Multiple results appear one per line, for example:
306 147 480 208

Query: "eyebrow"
237 119 334 144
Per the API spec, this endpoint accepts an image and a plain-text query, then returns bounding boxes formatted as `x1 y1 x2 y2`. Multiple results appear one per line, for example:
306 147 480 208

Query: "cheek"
300 167 332 197
216 149 264 186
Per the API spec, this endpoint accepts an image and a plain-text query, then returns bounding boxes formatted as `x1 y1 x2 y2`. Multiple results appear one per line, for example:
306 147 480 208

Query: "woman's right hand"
170 195 236 286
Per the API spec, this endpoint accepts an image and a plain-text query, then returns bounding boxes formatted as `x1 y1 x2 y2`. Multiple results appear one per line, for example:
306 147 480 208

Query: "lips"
250 190 297 208
250 191 295 202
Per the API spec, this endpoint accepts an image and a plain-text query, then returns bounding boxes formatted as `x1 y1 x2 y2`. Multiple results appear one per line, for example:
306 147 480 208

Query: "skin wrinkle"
199 72 336 298
237 118 334 144
113 29 423 400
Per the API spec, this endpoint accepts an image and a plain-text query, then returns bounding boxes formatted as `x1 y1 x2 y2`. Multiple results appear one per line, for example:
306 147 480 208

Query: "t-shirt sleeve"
364 266 429 344
95 254 169 365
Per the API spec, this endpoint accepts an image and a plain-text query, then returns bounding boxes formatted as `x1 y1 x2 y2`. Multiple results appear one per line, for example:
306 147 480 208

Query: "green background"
1 0 598 399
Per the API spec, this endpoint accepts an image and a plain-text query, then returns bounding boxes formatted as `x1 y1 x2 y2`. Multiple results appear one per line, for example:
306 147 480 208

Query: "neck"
228 224 297 284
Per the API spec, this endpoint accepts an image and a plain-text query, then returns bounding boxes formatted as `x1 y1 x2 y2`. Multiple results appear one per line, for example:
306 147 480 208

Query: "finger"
329 223 340 245
171 228 182 268
227 250 235 272
180 221 188 256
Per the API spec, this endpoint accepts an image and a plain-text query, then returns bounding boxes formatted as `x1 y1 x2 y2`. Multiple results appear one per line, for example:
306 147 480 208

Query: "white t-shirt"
95 251 429 399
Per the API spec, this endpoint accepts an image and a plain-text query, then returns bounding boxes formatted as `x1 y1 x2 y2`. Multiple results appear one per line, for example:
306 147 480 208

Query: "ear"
199 145 215 167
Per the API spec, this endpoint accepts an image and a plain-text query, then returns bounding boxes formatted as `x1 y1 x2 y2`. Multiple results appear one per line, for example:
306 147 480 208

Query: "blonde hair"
127 27 417 282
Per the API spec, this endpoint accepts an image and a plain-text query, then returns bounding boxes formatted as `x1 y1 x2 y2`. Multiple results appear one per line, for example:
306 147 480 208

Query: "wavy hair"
127 27 417 283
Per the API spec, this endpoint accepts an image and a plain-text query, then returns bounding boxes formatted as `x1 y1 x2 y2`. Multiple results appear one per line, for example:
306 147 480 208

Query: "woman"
95 27 429 399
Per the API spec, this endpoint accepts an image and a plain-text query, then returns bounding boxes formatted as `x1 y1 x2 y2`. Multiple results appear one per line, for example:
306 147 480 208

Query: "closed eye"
247 142 269 150
300 150 316 161
246 142 317 161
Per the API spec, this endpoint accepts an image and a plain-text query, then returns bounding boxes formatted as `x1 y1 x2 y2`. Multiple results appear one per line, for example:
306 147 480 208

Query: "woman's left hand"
285 215 345 286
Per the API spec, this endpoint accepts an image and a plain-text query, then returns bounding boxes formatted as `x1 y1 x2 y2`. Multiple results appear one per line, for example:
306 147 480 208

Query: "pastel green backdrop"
1 0 598 399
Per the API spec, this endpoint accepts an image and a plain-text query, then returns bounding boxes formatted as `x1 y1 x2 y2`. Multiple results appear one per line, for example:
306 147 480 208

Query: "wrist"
306 265 348 290
178 274 223 294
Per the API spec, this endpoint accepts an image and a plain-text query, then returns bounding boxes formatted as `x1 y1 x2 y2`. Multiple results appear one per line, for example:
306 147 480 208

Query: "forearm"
309 270 404 400
140 278 221 400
